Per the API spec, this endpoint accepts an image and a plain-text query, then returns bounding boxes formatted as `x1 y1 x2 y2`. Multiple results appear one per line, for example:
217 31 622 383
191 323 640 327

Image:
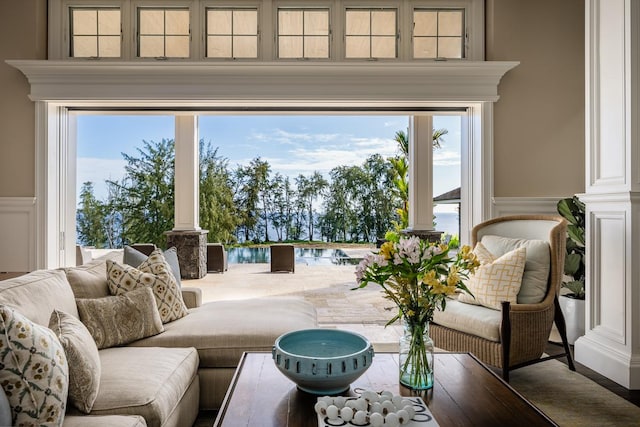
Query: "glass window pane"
98 10 120 35
73 10 97 35
165 35 189 57
438 11 463 36
371 11 395 36
208 10 232 34
234 10 257 35
372 36 395 58
99 36 121 57
279 36 303 58
73 36 97 57
140 10 164 34
139 35 164 57
305 36 328 58
166 10 189 34
413 37 436 58
279 10 303 35
304 11 328 36
345 36 370 58
208 35 232 57
346 11 370 35
234 36 258 58
414 11 437 36
438 37 462 58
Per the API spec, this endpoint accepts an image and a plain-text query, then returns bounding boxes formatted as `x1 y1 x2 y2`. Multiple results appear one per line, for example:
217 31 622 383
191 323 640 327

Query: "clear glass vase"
399 320 435 390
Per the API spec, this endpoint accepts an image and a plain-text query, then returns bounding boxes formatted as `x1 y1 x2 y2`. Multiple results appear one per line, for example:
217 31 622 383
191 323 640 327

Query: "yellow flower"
460 245 472 256
379 241 395 260
420 270 439 288
447 266 460 287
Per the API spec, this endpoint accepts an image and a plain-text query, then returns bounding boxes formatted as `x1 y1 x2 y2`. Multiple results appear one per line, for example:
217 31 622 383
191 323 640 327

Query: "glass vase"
399 320 434 390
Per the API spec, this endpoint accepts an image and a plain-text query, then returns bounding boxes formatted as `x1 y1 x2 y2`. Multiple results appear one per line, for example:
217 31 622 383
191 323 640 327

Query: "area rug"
509 359 640 426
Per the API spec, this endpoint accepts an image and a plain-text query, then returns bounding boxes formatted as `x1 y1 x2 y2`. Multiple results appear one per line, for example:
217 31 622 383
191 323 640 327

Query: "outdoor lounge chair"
207 243 228 273
270 244 295 273
130 243 157 256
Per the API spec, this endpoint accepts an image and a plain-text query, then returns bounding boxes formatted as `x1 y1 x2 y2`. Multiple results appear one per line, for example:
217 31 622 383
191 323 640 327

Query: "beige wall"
486 0 585 197
0 0 46 197
0 1 585 200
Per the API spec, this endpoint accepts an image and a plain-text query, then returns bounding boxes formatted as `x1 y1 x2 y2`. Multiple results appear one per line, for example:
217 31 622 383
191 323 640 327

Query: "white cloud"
434 150 460 166
250 129 341 145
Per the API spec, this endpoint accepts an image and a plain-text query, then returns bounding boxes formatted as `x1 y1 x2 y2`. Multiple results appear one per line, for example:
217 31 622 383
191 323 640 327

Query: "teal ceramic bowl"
272 329 375 395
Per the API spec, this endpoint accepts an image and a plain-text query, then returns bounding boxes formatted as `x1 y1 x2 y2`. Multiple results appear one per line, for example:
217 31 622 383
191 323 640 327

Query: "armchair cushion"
480 235 550 304
458 244 526 310
433 299 503 342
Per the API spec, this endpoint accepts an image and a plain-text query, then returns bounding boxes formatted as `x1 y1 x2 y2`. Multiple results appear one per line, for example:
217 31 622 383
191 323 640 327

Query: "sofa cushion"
0 269 78 326
432 298 503 342
124 246 182 287
458 244 526 310
76 287 164 349
107 250 188 323
0 305 69 426
63 414 147 427
480 234 551 304
65 250 123 299
130 297 318 367
49 309 101 414
89 347 198 427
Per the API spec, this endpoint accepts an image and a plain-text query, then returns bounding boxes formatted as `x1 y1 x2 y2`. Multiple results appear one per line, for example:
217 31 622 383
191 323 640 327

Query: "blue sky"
76 114 461 212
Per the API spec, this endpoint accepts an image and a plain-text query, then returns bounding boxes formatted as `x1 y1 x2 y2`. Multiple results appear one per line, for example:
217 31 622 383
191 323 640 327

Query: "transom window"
206 8 259 58
70 7 121 58
138 8 190 58
413 9 464 59
345 8 397 59
278 9 330 59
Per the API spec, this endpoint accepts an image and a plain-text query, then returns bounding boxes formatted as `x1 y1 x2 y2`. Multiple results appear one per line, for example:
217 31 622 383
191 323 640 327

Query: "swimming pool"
226 247 360 266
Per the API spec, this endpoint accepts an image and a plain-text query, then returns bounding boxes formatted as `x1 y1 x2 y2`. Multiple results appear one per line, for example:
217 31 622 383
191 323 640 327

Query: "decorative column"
574 0 640 389
165 114 208 279
405 115 442 242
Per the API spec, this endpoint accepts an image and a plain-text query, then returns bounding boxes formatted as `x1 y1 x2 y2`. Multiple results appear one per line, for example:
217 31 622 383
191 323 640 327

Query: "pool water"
227 247 360 266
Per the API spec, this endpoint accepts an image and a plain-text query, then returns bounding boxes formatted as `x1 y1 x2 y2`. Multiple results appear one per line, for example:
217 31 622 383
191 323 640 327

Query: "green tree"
199 142 240 244
296 172 328 241
76 181 107 248
108 139 175 248
234 157 270 242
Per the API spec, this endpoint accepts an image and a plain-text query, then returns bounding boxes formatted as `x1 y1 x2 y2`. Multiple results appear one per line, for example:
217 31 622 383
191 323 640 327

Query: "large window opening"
75 113 463 252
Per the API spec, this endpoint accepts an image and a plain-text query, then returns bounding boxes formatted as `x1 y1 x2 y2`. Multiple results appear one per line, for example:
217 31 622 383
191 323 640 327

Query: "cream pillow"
0 305 68 426
458 243 527 310
107 249 188 323
76 287 164 349
49 309 101 414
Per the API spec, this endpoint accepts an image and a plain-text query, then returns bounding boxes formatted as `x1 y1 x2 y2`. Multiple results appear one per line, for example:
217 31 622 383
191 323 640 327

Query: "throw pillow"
480 235 551 304
0 305 68 426
123 245 182 287
458 243 527 310
76 287 164 349
107 249 188 323
49 309 101 414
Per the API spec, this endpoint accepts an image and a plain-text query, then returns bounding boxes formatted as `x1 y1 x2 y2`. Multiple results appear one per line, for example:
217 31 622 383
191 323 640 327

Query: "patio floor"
182 252 403 352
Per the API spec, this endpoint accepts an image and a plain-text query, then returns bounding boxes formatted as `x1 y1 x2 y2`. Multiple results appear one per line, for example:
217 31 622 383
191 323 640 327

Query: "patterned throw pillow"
0 305 68 426
49 309 101 414
458 243 527 310
123 245 182 288
76 287 164 349
107 249 188 323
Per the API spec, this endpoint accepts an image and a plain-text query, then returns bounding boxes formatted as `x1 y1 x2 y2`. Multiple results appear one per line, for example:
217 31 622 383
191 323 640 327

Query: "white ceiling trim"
8 60 518 104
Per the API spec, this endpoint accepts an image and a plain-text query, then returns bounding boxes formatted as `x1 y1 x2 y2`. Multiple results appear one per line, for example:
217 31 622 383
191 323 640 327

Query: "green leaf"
564 253 581 276
567 224 585 246
557 198 579 225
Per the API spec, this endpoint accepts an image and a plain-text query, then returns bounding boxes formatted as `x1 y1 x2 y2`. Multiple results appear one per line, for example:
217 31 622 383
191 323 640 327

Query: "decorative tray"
316 395 439 427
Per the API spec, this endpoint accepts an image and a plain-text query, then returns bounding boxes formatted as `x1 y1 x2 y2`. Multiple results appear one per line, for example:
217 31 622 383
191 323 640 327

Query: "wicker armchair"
430 215 575 381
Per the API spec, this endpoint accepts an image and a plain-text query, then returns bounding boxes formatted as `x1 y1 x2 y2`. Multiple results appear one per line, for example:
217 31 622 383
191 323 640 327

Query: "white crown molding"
6 60 518 104
492 197 561 217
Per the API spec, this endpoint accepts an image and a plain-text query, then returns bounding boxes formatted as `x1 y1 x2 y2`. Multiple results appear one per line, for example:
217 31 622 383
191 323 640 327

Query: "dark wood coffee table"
214 352 557 427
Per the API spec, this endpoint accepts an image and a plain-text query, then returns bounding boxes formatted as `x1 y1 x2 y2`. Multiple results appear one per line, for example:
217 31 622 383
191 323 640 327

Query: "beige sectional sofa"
0 251 318 427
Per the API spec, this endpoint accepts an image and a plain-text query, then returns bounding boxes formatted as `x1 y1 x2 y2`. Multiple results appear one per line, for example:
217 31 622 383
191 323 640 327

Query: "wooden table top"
214 352 557 427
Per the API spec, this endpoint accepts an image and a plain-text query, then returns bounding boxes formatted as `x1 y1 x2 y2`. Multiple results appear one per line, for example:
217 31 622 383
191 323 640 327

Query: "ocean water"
434 211 460 236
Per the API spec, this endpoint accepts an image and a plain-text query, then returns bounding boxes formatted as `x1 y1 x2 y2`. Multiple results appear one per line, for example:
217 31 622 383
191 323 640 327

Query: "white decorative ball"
340 406 353 422
403 405 416 419
369 412 384 427
353 410 368 424
385 412 400 427
370 402 383 414
397 409 411 425
326 405 340 420
382 400 396 415
392 395 404 408
334 396 347 409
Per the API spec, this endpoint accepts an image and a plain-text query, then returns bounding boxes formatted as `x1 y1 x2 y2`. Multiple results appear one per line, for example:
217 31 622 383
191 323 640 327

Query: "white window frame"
275 6 333 60
49 0 484 61
342 1 400 60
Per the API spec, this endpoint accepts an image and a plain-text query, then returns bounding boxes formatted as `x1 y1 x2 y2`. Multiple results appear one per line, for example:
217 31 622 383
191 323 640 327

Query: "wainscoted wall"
0 197 36 272
492 197 562 218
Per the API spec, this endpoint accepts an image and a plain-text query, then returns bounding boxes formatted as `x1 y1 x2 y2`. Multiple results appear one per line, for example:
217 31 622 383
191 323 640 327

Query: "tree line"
77 137 409 248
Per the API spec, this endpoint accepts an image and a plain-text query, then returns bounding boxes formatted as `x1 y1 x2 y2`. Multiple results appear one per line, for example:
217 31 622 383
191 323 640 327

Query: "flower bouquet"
354 232 479 389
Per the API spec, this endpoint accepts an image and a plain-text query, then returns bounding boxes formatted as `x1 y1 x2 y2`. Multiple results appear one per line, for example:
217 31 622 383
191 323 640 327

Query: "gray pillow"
76 287 164 349
124 245 182 287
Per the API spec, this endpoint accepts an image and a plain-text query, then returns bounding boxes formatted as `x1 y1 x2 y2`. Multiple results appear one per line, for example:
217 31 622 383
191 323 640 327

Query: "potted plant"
557 196 586 344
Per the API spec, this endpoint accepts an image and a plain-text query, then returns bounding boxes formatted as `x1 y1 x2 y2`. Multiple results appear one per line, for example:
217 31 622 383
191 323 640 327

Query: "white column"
407 115 434 232
173 115 200 231
575 0 640 389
